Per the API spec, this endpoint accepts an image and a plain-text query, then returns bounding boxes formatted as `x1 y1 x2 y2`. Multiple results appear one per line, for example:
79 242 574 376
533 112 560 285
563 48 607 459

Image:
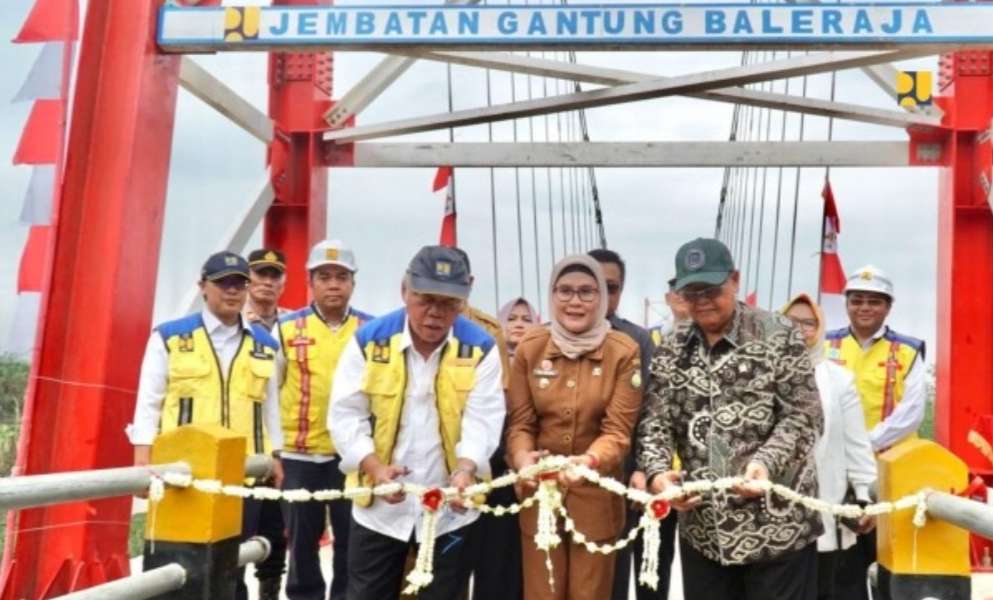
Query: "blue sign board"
158 3 993 51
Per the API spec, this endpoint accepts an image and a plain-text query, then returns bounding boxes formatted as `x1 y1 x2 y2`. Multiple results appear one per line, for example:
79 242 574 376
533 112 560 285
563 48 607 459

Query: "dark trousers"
833 532 875 600
470 485 523 600
346 518 476 600
282 457 351 600
681 539 818 600
611 510 677 600
817 551 841 600
237 496 288 600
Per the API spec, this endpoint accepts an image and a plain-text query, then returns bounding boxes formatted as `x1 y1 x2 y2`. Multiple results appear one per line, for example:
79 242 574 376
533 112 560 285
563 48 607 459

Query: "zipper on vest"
204 330 227 427
433 342 450 475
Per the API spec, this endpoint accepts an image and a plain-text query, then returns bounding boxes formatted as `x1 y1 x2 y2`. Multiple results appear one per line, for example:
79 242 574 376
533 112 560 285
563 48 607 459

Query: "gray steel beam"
926 490 993 540
178 57 274 143
324 0 482 128
238 536 272 567
408 50 942 130
325 49 934 143
0 456 275 512
52 565 187 600
346 141 920 168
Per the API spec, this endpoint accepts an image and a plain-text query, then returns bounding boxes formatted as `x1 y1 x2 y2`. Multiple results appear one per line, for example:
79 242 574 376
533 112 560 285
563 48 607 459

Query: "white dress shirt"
859 326 926 451
128 310 283 450
814 360 877 552
330 318 505 543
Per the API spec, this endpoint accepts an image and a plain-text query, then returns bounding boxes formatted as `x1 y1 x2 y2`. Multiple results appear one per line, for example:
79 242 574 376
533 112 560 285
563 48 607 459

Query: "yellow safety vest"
824 326 925 439
346 309 494 507
158 313 278 456
277 305 373 455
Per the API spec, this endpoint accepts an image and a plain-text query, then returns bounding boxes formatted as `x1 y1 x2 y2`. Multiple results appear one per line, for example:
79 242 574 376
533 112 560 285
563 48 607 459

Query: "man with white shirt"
824 264 925 600
276 240 373 600
129 251 284 600
330 245 505 600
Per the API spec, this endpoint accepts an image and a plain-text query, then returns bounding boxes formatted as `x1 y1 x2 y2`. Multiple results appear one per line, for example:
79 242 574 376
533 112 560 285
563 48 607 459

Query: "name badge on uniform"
532 359 559 379
178 334 195 353
371 344 391 363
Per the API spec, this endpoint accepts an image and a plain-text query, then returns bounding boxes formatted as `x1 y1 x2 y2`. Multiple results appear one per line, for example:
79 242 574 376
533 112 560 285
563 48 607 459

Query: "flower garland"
149 455 932 593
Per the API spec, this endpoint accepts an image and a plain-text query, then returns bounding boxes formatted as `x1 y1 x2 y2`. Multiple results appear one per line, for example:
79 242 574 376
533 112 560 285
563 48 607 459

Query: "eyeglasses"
789 317 819 331
554 285 599 303
678 284 723 303
606 283 622 294
210 276 249 291
413 294 463 313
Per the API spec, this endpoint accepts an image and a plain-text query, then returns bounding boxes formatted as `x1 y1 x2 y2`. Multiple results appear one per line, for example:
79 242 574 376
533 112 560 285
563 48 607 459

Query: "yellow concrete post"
143 425 246 599
877 438 970 600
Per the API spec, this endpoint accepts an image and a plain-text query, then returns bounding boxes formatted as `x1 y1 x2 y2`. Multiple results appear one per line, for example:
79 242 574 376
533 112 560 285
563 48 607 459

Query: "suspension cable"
525 0 543 310
786 57 811 300
767 51 792 304
751 51 776 304
816 68 839 304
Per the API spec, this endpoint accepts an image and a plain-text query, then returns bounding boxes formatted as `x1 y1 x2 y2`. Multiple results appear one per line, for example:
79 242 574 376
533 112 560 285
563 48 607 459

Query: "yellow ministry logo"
896 71 933 108
224 7 261 42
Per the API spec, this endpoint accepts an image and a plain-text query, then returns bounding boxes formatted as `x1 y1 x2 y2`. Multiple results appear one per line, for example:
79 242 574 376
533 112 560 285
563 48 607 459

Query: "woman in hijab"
506 255 644 600
782 294 877 600
499 297 540 359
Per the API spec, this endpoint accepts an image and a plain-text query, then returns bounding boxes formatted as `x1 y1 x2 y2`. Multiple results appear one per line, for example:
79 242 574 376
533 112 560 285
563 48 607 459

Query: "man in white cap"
276 240 374 600
823 264 925 600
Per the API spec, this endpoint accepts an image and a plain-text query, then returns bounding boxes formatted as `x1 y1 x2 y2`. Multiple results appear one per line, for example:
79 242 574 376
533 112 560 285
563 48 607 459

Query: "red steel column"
935 51 993 474
0 0 197 596
265 0 333 307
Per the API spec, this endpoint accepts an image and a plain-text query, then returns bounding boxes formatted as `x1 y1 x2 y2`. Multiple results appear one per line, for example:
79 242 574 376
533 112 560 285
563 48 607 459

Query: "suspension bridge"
2 0 993 598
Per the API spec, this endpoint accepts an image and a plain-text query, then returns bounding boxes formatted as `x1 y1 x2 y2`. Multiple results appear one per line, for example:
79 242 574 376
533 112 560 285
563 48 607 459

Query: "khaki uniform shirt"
507 326 643 542
462 305 511 390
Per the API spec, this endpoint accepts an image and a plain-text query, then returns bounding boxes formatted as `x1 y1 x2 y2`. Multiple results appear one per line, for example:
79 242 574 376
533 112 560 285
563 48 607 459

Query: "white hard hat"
843 265 894 298
306 240 357 273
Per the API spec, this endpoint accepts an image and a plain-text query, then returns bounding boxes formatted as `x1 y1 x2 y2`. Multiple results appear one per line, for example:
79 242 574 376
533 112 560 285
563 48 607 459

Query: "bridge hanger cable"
526 0 544 311
482 0 500 310
734 51 755 271
767 51 793 304
717 50 749 246
786 56 811 301
506 2 526 300
816 68 839 304
742 55 760 294
752 51 776 303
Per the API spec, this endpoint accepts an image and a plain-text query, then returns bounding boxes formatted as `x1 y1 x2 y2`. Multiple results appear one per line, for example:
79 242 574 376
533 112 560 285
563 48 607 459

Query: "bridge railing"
0 425 273 600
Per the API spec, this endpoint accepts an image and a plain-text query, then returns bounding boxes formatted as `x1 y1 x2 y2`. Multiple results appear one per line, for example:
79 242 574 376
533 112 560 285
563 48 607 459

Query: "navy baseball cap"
201 251 250 282
406 246 472 300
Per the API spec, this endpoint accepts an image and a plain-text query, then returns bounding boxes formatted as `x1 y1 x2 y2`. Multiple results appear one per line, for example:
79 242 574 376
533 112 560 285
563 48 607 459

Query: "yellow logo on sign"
897 71 933 108
224 7 261 42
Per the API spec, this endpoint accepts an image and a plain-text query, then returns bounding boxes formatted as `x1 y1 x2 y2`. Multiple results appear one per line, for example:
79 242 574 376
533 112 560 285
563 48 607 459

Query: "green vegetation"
0 356 28 477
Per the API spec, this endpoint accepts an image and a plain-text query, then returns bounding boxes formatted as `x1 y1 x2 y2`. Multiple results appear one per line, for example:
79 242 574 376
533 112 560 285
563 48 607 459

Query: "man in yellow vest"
276 240 373 600
330 245 505 600
128 251 284 600
824 265 926 452
824 264 925 600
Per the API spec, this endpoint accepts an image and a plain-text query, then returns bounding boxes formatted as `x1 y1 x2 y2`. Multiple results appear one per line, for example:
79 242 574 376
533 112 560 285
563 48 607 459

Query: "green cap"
673 238 735 290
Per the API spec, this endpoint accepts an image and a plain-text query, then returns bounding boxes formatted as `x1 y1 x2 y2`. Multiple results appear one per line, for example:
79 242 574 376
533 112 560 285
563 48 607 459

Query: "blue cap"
406 246 472 299
201 251 250 282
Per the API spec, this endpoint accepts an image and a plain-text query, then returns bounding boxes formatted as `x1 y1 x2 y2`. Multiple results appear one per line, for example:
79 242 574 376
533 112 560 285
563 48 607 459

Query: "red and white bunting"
13 99 64 165
5 292 41 360
819 178 848 329
13 42 67 103
19 165 55 225
13 0 79 43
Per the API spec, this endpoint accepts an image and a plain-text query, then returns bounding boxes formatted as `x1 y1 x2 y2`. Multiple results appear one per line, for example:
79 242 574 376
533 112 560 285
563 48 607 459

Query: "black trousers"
610 510 677 600
282 457 351 600
346 518 476 600
817 550 841 600
470 485 523 600
833 532 875 600
681 539 818 600
236 496 288 600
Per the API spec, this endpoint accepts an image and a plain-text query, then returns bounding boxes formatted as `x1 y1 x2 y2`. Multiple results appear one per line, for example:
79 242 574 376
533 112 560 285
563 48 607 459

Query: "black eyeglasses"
678 284 723 303
554 285 599 303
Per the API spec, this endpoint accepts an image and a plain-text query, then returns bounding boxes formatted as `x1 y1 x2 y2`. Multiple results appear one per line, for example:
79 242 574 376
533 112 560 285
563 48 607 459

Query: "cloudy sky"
1 0 939 361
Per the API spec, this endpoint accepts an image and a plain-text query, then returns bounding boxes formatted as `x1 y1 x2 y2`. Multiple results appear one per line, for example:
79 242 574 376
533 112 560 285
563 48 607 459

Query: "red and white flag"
819 178 847 329
433 166 457 247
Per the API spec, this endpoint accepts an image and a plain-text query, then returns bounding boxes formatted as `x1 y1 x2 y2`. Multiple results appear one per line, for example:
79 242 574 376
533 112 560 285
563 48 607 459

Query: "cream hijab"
548 255 611 359
781 293 827 364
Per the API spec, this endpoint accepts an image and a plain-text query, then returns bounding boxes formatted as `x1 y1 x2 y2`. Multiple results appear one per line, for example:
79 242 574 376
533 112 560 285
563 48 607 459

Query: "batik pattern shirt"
636 302 823 565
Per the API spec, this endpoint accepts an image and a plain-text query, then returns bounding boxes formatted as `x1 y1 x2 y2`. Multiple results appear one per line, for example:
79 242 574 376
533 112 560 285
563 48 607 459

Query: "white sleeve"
869 351 926 451
263 352 283 451
455 347 506 479
837 370 877 500
128 331 169 445
329 338 375 473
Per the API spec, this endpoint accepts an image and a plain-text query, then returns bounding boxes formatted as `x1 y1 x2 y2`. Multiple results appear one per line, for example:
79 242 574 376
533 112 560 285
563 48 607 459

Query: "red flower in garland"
651 499 671 520
422 488 444 512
